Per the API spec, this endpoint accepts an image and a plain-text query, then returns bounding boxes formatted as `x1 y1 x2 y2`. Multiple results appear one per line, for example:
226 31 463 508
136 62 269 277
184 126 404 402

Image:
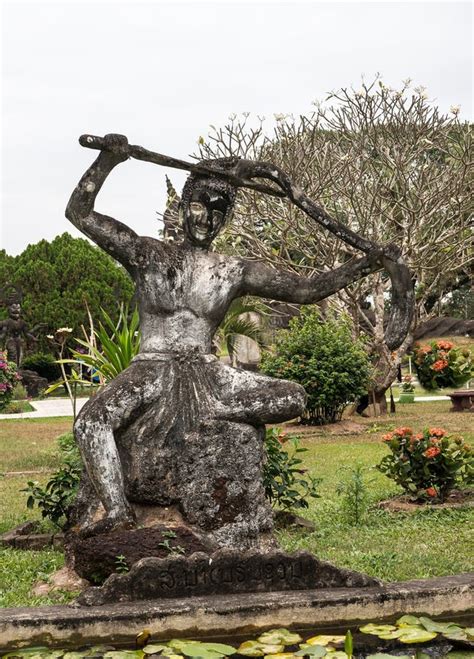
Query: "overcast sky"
1 0 472 256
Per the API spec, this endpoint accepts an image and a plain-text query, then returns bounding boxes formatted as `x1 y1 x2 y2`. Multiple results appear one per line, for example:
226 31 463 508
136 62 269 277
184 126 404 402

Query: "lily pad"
258 630 302 646
178 645 223 659
168 641 193 652
143 646 172 656
366 654 411 659
443 629 471 642
200 644 236 655
295 646 327 658
419 616 461 633
359 624 397 636
263 654 298 659
304 636 345 647
397 628 437 644
103 652 145 659
396 615 421 627
238 642 285 657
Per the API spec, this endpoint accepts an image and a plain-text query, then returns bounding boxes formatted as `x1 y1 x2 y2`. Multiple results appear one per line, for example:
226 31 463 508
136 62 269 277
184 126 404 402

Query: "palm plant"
69 306 141 383
216 297 268 367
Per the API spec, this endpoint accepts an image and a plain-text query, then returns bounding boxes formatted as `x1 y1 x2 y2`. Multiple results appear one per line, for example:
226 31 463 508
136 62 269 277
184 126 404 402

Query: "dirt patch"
69 525 211 584
284 419 367 436
379 489 474 512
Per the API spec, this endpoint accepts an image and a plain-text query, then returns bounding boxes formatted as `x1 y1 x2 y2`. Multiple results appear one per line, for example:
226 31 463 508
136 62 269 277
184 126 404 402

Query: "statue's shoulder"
132 235 173 265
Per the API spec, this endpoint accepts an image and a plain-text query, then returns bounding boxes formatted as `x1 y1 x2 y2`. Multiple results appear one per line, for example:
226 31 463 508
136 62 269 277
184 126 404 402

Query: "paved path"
0 397 89 420
0 395 450 420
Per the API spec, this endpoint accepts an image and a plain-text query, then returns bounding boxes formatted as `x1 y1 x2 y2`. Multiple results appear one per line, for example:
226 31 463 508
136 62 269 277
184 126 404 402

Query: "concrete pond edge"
0 573 472 651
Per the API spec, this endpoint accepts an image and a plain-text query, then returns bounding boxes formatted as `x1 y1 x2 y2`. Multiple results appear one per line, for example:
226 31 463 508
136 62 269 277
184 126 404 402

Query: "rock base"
67 522 214 584
75 548 381 606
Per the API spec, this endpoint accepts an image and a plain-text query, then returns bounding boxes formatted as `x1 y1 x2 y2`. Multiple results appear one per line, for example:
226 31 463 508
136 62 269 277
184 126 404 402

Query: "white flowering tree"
198 79 473 414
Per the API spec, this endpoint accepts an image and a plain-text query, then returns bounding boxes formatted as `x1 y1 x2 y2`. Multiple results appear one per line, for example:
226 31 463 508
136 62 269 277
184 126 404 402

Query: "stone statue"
66 134 414 550
0 287 38 367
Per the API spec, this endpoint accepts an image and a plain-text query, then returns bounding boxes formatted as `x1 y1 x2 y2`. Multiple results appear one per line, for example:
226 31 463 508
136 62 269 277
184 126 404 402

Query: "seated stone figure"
66 134 413 548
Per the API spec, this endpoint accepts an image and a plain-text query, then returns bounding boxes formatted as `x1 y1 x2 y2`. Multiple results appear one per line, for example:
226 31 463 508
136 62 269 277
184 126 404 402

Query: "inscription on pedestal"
77 550 324 605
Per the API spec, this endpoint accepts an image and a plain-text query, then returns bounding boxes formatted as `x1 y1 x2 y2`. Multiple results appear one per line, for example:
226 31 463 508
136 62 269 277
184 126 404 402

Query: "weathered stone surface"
1 573 472 650
32 567 89 597
0 521 63 550
75 549 381 606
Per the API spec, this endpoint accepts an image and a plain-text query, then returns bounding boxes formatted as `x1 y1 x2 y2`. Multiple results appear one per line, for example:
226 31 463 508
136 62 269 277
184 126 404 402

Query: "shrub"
22 352 61 382
377 426 473 502
0 351 21 411
263 426 320 510
261 308 370 424
12 382 28 400
413 340 473 391
336 464 372 525
23 432 82 528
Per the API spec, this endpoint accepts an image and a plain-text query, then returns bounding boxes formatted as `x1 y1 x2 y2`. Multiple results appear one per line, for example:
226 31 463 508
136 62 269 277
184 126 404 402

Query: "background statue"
0 285 38 367
66 134 414 549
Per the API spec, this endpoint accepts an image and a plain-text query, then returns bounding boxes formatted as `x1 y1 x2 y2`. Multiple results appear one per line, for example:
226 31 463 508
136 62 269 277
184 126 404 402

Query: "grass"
0 401 472 607
278 400 474 581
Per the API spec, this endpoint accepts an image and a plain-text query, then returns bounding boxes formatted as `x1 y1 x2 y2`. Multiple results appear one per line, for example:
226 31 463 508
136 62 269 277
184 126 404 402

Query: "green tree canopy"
0 233 134 353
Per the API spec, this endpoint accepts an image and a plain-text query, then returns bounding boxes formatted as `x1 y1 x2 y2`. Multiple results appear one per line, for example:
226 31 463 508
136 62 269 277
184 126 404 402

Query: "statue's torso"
133 238 244 353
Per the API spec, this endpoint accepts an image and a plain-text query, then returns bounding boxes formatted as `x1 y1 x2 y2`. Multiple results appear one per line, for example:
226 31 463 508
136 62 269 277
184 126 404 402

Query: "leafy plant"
0 351 21 411
59 305 141 386
22 432 82 528
400 374 415 393
413 340 473 390
114 555 129 574
158 538 186 556
377 426 473 501
336 465 372 526
216 297 268 366
261 308 370 424
263 426 320 511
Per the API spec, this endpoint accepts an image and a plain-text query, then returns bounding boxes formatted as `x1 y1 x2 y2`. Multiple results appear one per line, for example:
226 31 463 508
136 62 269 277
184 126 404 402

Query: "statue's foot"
77 508 136 539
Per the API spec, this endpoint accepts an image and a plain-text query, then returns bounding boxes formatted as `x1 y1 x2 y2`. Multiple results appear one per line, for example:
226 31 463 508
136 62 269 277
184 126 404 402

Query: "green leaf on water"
103 652 145 659
419 616 461 633
304 636 345 647
295 646 327 657
258 630 302 646
199 643 236 655
143 646 173 656
396 615 421 626
397 628 437 644
359 625 397 635
238 641 285 657
366 654 411 659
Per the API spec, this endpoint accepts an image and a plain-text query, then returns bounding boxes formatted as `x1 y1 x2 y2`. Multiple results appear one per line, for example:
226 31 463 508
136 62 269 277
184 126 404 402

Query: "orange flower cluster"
424 446 441 459
431 359 448 372
437 340 454 351
429 427 446 438
417 345 432 355
395 427 413 436
425 487 437 497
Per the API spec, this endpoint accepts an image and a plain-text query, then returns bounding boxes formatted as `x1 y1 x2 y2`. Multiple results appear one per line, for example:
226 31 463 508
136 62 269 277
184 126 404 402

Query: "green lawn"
0 401 472 607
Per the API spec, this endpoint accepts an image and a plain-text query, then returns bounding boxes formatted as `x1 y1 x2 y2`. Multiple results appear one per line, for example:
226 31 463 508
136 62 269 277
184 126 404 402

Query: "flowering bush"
400 374 415 393
377 426 473 501
0 351 21 411
413 340 473 390
261 308 370 424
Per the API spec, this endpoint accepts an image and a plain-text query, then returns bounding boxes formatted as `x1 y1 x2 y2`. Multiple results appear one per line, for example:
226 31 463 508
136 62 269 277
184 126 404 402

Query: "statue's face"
181 187 232 248
8 303 21 320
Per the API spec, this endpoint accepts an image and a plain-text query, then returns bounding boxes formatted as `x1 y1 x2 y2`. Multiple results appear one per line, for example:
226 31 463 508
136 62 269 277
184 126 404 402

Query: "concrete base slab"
0 573 472 651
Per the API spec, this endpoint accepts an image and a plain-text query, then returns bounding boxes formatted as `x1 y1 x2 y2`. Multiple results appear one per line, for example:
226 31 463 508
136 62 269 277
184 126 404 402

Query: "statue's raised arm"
65 134 139 268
